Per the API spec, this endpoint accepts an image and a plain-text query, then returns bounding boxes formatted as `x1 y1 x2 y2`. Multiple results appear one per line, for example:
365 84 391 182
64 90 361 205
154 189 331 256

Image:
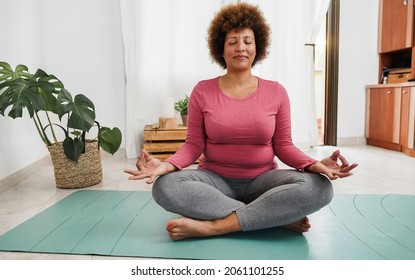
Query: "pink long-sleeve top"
165 77 317 178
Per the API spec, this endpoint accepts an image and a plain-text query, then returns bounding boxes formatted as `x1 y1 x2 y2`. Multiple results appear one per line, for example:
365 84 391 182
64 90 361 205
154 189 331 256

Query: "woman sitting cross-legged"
124 3 357 241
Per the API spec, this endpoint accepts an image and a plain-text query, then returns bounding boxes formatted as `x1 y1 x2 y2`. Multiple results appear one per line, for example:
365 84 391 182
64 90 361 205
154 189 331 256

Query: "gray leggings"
152 169 333 231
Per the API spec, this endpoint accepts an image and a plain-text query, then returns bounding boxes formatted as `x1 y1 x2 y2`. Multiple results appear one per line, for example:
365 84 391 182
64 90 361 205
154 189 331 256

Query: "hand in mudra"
124 149 176 184
307 150 358 180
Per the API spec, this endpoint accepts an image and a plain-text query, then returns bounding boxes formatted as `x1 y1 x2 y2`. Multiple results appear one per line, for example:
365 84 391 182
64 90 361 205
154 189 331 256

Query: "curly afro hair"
207 3 271 69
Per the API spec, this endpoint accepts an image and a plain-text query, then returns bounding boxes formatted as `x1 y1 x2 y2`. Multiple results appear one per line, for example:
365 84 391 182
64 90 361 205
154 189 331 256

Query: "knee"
152 173 175 208
303 173 334 208
319 175 334 206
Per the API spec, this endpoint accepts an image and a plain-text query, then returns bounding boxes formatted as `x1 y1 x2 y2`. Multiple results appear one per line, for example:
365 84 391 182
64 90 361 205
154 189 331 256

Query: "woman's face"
223 28 256 71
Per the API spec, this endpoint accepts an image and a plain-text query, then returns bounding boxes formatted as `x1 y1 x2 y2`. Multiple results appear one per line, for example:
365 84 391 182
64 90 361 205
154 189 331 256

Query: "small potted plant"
0 61 122 189
174 95 189 126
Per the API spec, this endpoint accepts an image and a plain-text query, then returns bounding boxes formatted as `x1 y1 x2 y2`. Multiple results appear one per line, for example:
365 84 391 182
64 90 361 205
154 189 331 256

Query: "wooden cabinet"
367 1 415 157
379 0 414 53
378 0 415 83
366 84 415 157
400 87 415 156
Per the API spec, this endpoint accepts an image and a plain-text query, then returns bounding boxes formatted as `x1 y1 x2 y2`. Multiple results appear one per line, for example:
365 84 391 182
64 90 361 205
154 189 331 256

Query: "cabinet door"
379 0 414 53
366 87 402 146
400 86 415 149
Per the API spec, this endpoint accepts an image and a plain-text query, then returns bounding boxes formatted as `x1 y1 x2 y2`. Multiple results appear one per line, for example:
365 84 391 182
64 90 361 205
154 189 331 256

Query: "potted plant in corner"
174 95 189 126
0 61 122 189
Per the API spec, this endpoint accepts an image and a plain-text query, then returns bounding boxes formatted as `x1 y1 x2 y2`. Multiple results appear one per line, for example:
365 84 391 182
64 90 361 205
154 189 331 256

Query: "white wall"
338 0 379 141
0 0 125 180
0 0 379 180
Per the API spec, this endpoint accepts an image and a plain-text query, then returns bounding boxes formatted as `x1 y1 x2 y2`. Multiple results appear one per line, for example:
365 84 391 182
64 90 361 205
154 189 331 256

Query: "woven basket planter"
48 140 103 189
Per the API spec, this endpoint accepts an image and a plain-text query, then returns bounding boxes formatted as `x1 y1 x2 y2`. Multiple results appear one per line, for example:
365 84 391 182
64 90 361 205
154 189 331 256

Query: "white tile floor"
0 144 414 260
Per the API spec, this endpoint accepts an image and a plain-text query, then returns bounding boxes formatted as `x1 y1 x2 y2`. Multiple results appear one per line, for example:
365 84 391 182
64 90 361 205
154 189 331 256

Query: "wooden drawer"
143 125 187 160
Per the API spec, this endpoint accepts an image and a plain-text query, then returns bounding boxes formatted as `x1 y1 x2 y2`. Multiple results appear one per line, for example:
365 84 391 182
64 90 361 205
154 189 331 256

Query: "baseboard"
336 137 367 146
0 148 127 194
0 155 51 194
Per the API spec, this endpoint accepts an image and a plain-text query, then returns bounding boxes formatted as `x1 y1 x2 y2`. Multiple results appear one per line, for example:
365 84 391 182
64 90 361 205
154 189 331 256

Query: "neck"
218 70 258 100
222 70 254 85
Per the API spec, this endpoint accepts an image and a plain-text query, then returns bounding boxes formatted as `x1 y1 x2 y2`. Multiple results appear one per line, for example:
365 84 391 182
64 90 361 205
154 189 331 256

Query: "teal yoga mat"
0 190 414 259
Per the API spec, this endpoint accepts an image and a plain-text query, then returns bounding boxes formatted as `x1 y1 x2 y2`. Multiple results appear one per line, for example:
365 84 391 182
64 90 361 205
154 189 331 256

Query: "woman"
125 3 357 240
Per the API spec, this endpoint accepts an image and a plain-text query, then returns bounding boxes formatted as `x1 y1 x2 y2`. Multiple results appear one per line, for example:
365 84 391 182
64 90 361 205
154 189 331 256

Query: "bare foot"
280 217 311 233
166 213 241 241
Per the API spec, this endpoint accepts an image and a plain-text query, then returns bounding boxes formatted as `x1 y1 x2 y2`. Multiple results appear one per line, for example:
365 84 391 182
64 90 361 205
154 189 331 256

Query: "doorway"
314 0 339 146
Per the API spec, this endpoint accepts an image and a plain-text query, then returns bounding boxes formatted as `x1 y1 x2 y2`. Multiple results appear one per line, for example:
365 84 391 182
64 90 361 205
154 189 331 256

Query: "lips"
233 55 247 60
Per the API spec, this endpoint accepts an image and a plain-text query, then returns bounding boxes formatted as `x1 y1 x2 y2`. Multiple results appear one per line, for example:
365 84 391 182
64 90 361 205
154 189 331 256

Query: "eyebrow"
226 36 254 41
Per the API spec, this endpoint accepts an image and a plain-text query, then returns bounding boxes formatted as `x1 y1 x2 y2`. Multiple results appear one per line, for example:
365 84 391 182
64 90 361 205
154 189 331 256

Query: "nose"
235 41 246 52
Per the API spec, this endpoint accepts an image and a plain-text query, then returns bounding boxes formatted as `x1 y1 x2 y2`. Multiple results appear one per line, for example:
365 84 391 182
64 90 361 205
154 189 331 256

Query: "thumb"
146 173 158 184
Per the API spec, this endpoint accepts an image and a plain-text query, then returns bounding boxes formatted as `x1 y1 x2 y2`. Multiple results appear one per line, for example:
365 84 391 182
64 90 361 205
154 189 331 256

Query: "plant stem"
34 112 51 146
32 117 48 146
82 131 86 153
44 110 58 144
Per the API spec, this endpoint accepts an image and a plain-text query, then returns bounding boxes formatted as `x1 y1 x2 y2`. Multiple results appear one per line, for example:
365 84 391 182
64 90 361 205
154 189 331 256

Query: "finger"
136 152 145 170
339 163 358 173
337 153 350 168
124 168 140 176
327 174 339 180
145 173 158 184
330 150 340 161
142 149 154 161
335 172 353 179
128 173 151 180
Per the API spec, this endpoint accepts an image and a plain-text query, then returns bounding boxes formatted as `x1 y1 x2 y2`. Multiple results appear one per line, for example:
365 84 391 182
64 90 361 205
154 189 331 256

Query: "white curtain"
249 0 330 148
120 0 330 158
306 0 331 146
120 0 228 158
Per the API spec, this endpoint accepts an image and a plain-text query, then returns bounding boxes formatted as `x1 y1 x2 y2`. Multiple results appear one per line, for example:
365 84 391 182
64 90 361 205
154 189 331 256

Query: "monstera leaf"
57 89 95 131
1 61 123 164
0 78 46 118
99 127 122 155
36 70 64 113
0 62 32 82
0 63 61 118
63 137 84 162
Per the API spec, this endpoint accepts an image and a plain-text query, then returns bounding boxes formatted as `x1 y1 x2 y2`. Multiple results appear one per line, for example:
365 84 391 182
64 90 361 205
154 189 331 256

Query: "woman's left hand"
306 150 358 180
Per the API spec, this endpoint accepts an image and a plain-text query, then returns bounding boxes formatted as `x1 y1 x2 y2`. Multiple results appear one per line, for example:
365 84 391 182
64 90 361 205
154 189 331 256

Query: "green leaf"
0 78 45 118
0 62 32 83
99 127 122 155
57 89 95 131
33 69 62 113
0 63 61 118
63 137 84 162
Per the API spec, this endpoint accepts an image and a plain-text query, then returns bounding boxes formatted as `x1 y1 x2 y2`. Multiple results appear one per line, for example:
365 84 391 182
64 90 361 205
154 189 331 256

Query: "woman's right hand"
124 149 176 184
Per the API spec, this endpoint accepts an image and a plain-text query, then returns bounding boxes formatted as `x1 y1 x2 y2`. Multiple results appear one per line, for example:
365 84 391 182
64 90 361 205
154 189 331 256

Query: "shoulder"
193 77 218 90
258 77 289 99
191 77 219 100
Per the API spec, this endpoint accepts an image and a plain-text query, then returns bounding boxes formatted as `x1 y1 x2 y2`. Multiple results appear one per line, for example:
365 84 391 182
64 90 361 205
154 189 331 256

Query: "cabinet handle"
402 90 407 94
403 0 407 5
386 90 393 94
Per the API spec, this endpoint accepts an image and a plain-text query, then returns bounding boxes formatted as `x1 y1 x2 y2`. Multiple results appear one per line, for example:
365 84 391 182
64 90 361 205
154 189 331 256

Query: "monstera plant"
0 61 122 162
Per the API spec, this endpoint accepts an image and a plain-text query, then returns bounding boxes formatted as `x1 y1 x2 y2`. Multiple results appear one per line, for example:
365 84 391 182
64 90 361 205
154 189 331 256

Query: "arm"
124 84 206 183
272 87 317 170
165 84 206 169
271 86 358 179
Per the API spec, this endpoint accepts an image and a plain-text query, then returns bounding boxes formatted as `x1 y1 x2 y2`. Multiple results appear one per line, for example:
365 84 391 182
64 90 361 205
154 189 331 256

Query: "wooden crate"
143 125 187 161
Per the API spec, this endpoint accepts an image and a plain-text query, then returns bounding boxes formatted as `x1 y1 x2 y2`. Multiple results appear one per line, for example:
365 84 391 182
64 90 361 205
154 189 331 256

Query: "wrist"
305 161 320 173
162 161 177 173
